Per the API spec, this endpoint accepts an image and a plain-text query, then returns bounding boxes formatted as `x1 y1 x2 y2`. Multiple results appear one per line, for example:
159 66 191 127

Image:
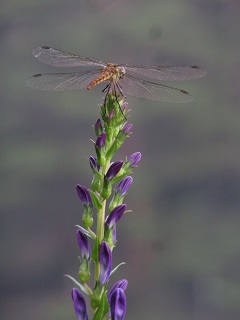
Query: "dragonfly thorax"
87 64 126 90
104 64 126 80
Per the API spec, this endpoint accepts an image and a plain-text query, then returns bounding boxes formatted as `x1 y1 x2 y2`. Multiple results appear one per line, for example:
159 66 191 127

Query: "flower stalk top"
68 94 141 320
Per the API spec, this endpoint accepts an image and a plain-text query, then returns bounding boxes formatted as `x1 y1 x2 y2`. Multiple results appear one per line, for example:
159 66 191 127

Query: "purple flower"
110 288 126 320
71 288 88 320
108 279 128 304
99 241 112 285
116 176 133 196
76 230 91 260
105 204 126 229
89 156 100 172
126 152 141 167
122 123 133 135
76 185 92 206
106 161 123 180
96 132 106 148
94 119 103 135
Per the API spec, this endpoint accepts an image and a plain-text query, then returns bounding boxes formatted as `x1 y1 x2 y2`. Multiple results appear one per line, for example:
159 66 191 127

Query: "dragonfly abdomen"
87 70 112 90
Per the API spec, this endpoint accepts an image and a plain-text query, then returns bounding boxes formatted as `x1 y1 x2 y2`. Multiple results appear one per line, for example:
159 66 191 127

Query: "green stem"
87 227 96 239
83 283 93 295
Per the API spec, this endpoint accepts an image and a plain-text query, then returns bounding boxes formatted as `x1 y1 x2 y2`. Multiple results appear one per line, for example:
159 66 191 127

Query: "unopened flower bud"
116 176 133 197
126 152 141 167
95 133 107 166
76 185 93 228
105 204 126 229
76 185 92 206
94 119 103 136
121 102 128 112
89 156 100 172
122 123 133 135
108 279 128 308
95 132 106 148
71 288 88 320
109 109 115 119
110 288 126 320
76 230 91 261
99 241 112 285
106 161 123 180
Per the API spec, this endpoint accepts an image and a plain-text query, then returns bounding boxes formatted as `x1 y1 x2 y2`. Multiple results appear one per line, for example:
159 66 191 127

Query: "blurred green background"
1 0 240 319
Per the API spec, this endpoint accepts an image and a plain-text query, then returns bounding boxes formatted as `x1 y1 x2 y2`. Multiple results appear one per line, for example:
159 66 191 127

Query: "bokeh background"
1 0 240 319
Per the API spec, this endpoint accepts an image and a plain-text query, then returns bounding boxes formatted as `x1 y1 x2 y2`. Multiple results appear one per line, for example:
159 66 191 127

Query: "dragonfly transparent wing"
26 70 101 91
121 64 207 81
32 46 106 68
119 74 193 103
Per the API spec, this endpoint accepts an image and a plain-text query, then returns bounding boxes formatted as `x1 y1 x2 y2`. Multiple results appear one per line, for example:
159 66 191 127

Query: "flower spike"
65 93 141 319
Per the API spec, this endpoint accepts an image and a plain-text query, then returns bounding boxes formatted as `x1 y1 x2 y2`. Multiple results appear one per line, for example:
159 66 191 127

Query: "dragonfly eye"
118 67 126 78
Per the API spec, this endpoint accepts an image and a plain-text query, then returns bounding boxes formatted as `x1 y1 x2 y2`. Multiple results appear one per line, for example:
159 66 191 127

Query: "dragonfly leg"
114 83 126 120
102 83 111 107
102 82 126 120
116 82 124 98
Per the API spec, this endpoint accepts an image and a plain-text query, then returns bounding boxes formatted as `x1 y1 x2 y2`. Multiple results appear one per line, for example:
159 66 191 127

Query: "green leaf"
91 281 102 308
110 262 126 276
111 173 128 184
75 225 91 237
64 274 89 295
92 290 109 320
89 190 102 210
106 142 119 160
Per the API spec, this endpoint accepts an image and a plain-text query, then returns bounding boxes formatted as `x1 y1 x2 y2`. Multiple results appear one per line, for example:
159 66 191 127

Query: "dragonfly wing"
32 46 106 67
119 75 193 103
121 65 207 81
26 70 101 91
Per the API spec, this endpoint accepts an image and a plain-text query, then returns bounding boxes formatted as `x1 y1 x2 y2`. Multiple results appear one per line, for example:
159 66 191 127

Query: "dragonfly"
27 46 207 103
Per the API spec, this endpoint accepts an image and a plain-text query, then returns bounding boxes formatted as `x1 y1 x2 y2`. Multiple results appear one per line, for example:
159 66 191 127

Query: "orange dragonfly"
27 46 206 103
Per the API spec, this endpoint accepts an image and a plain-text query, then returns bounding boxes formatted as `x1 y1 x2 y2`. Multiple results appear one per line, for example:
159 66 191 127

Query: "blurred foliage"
1 0 240 319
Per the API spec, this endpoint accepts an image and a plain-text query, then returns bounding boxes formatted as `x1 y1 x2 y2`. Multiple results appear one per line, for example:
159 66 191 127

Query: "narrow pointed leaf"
110 262 126 276
89 190 102 209
75 225 91 238
64 275 89 295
